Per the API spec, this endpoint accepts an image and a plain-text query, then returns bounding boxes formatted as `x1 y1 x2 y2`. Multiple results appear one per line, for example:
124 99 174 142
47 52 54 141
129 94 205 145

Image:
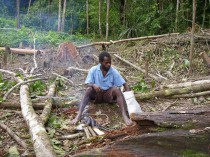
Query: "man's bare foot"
123 115 133 126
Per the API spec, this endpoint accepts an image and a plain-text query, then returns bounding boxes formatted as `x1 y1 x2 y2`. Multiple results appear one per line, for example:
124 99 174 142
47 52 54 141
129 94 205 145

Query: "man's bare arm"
123 83 130 91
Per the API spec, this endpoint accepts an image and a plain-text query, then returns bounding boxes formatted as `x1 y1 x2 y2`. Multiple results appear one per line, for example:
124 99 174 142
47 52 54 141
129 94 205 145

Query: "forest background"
0 0 209 48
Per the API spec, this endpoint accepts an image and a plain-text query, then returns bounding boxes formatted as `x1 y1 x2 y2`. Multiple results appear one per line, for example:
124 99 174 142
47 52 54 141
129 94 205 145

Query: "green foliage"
131 79 149 92
8 146 20 157
47 114 62 129
29 80 46 96
0 17 15 28
180 149 209 157
0 73 17 101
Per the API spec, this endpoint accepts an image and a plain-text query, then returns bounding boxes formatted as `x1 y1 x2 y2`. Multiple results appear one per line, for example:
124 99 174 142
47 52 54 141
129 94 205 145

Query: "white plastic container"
123 91 143 117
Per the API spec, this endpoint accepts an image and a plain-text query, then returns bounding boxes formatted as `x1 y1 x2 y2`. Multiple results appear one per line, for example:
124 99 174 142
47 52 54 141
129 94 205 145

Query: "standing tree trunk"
188 0 197 75
106 0 110 41
16 0 20 28
27 0 31 14
202 0 207 29
123 0 126 26
58 0 62 32
175 0 179 32
98 0 102 38
86 0 89 35
70 0 74 35
61 0 66 32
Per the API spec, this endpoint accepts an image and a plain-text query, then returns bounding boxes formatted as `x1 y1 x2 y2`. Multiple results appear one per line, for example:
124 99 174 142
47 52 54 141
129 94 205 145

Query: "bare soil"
0 32 210 156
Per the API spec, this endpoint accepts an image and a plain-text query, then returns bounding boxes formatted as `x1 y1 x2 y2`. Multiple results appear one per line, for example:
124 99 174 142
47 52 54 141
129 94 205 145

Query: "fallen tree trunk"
135 82 210 100
0 100 79 110
0 47 45 55
76 33 179 48
131 106 210 128
160 79 210 89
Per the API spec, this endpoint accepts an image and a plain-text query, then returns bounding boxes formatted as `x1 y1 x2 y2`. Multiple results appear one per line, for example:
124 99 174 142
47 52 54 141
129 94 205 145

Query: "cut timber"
92 127 105 135
131 106 210 128
135 82 210 100
58 132 84 140
0 47 45 55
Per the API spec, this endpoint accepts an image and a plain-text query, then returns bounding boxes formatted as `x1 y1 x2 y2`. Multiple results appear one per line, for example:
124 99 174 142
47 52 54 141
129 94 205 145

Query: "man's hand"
92 84 101 92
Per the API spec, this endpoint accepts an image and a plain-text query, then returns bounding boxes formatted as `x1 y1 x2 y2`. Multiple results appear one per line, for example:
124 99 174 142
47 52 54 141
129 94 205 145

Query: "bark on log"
0 47 45 55
20 84 56 157
160 79 210 89
40 82 57 124
135 83 210 100
131 106 210 128
76 33 179 48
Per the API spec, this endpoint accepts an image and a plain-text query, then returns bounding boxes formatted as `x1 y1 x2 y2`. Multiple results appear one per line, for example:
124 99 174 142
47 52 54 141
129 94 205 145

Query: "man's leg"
105 87 133 126
71 87 95 125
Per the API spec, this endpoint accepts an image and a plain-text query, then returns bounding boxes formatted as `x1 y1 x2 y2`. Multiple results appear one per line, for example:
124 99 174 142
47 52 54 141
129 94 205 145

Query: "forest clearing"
0 0 210 156
0 32 210 156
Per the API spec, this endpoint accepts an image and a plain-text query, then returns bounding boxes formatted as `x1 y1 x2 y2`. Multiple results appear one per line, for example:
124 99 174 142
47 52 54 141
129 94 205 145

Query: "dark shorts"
91 87 119 104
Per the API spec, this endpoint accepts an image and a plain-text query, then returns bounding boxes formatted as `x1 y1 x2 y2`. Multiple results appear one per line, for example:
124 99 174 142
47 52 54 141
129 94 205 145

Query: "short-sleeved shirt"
85 64 126 90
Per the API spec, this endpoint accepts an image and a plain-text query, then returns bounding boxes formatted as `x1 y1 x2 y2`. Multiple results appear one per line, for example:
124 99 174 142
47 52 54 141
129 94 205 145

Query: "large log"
131 106 210 128
0 47 45 55
135 82 210 100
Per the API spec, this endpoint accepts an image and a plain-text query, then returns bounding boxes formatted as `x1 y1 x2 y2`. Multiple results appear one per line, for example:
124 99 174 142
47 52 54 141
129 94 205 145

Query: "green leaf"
8 146 20 157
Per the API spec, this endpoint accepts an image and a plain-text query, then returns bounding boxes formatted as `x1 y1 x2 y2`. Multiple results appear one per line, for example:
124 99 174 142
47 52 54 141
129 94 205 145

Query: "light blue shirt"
85 64 126 90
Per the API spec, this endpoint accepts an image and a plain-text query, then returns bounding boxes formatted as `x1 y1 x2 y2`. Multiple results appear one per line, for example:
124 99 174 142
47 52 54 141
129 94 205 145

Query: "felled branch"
52 72 74 85
113 54 162 82
40 81 57 124
0 123 27 149
3 78 46 101
76 33 179 48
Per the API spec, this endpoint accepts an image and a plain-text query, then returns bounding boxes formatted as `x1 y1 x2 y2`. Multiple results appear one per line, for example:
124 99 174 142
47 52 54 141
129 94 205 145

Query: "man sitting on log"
71 51 133 126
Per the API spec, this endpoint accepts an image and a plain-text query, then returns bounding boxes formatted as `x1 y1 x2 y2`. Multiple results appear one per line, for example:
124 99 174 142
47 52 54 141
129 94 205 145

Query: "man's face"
100 56 111 71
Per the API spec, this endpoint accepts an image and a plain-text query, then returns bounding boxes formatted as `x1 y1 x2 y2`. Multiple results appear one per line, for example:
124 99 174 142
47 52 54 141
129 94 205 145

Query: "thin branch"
52 72 74 85
0 123 27 149
3 78 46 101
113 54 162 82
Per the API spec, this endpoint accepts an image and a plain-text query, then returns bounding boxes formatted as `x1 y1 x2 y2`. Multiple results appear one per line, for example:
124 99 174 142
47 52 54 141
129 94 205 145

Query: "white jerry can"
123 91 143 117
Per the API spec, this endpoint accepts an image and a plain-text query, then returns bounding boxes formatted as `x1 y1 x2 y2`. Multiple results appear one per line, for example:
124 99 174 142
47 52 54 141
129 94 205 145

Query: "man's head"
99 51 111 71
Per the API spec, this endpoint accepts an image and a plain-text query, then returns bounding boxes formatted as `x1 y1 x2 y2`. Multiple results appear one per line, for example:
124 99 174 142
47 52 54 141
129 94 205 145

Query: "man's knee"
84 87 96 96
111 87 121 95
